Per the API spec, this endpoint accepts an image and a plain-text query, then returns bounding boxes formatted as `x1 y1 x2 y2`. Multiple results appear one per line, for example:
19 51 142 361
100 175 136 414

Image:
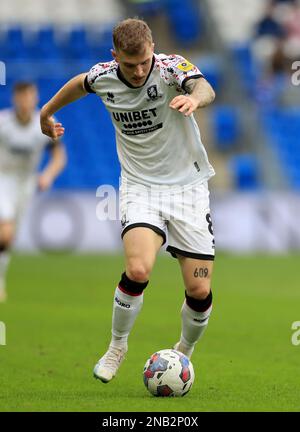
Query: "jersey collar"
117 55 155 89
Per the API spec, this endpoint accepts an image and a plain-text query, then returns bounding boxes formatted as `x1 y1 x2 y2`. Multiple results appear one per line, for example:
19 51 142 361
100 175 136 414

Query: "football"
143 349 195 397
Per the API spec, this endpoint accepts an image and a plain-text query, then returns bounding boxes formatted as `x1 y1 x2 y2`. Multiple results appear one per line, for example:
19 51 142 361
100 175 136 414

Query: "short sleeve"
84 61 116 94
84 64 101 93
162 54 204 91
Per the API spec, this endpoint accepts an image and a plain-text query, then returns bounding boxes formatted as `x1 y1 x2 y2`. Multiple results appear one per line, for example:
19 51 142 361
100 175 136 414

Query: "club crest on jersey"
176 60 194 72
147 85 160 101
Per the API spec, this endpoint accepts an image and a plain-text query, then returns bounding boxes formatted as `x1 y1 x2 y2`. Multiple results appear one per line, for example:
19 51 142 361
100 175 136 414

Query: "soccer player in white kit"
0 82 66 302
40 19 216 383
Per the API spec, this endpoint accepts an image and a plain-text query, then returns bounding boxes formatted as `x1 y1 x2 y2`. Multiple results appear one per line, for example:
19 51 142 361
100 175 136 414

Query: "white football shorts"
0 173 36 222
119 178 215 260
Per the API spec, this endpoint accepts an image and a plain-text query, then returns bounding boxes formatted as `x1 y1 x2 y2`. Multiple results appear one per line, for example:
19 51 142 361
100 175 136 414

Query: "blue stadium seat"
89 28 113 61
212 105 240 151
63 27 92 60
129 0 163 17
229 154 260 190
28 26 62 60
262 107 300 190
232 44 259 97
0 27 29 61
193 54 222 91
165 0 203 45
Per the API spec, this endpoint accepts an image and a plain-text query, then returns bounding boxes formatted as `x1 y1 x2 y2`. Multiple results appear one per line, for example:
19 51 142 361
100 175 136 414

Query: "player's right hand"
40 114 65 139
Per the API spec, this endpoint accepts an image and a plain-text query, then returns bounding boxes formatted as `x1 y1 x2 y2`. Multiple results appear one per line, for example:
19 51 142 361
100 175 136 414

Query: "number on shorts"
206 213 214 235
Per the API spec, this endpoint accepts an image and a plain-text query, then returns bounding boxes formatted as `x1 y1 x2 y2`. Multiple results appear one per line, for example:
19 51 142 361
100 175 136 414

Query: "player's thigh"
166 180 215 261
178 256 214 300
123 227 164 281
0 221 16 246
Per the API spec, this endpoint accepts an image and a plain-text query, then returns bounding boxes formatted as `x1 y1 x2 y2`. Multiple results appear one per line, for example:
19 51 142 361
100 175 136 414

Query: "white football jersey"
0 109 51 177
85 53 215 186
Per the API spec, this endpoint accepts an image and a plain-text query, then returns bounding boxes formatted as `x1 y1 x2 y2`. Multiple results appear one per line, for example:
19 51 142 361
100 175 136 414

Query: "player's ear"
152 43 155 52
111 49 117 61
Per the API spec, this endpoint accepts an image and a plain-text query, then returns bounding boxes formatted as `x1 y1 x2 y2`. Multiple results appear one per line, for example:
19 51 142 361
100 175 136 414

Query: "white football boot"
173 342 194 359
93 345 127 383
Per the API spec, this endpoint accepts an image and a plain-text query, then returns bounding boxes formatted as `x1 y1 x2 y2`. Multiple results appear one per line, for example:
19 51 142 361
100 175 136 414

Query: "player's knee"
0 232 13 250
126 260 151 283
185 289 213 312
186 280 211 301
0 223 15 249
119 271 149 295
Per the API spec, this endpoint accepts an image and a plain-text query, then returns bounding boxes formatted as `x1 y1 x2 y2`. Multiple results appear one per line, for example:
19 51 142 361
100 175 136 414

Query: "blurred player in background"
0 82 66 302
40 18 216 383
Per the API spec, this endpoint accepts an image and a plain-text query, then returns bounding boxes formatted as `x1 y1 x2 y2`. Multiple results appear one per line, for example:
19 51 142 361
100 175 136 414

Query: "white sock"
0 251 10 288
180 300 212 351
110 286 143 349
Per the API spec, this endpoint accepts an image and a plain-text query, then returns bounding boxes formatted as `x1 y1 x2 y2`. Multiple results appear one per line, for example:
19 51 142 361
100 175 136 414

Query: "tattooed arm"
184 77 215 108
169 77 215 116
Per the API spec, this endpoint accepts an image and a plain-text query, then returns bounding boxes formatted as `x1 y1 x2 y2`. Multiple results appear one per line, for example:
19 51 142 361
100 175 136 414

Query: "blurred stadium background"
1 0 300 254
1 0 300 413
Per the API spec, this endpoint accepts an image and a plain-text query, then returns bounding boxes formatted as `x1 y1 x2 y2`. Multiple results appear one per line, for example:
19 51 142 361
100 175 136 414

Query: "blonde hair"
113 18 153 55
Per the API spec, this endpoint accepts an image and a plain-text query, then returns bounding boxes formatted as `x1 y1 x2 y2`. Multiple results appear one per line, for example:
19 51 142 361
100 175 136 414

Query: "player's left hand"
169 95 198 116
38 172 54 191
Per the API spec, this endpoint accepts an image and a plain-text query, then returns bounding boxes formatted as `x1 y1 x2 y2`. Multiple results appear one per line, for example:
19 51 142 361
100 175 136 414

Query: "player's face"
113 43 154 87
13 87 38 117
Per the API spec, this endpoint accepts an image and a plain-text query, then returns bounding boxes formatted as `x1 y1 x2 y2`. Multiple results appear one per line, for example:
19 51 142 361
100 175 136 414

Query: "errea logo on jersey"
107 92 115 103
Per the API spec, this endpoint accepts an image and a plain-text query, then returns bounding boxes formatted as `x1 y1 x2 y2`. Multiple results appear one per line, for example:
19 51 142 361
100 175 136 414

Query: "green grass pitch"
0 253 299 412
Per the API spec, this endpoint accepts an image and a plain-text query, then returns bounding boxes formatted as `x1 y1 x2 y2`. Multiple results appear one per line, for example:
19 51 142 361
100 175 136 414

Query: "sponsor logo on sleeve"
176 60 194 72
